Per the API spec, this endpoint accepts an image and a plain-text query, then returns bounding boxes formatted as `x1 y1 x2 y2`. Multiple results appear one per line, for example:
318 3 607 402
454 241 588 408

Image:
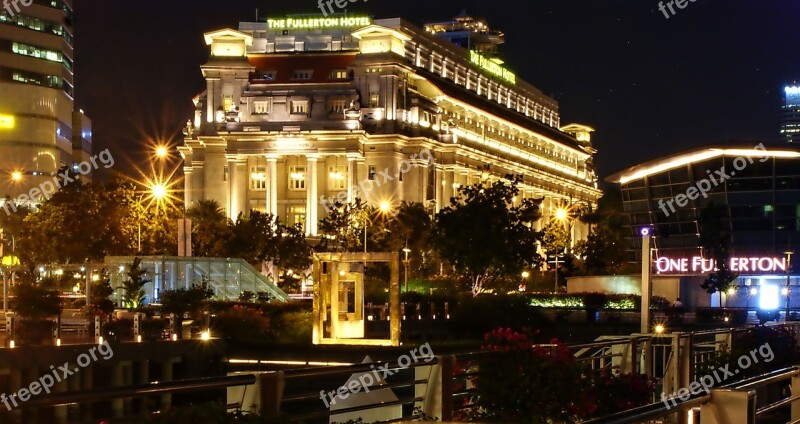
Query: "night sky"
73 0 800 184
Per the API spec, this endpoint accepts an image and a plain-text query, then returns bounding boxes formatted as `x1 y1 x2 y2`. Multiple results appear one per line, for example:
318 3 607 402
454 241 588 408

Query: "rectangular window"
369 165 376 180
253 100 271 115
223 166 229 182
289 205 306 227
331 70 348 79
289 166 306 190
223 95 234 112
290 100 308 115
250 166 266 190
11 41 63 64
369 93 379 108
328 166 347 190
330 99 346 114
292 70 313 80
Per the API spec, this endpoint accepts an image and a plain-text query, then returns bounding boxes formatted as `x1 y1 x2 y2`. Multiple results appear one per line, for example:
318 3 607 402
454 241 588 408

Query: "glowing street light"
379 200 392 213
10 171 22 182
555 208 569 221
654 324 665 334
155 146 169 159
152 183 167 200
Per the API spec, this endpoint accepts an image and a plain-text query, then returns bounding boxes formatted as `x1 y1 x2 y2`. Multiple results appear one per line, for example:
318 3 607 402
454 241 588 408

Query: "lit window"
289 205 306 227
223 96 234 112
290 100 308 115
330 99 346 114
369 93 379 108
328 166 346 190
253 100 271 115
331 70 348 79
250 166 266 190
223 166 229 182
368 165 376 180
289 166 306 190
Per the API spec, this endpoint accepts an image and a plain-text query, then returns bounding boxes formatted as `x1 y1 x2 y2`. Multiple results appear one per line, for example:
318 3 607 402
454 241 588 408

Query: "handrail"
16 374 257 409
582 366 800 423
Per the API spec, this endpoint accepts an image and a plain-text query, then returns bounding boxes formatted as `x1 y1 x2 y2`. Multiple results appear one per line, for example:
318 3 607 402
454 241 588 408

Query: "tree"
574 188 632 275
186 199 231 257
160 278 214 320
121 258 149 310
12 283 62 320
228 210 277 265
87 276 116 318
271 223 313 292
698 202 737 297
434 174 543 295
318 198 370 252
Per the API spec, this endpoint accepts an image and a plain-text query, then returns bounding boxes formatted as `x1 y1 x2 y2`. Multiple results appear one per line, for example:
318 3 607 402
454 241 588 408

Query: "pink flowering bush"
473 328 655 422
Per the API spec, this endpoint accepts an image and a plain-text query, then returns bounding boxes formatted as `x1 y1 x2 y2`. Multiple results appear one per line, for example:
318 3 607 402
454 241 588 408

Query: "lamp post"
137 182 168 253
402 247 411 292
552 206 573 293
785 250 794 320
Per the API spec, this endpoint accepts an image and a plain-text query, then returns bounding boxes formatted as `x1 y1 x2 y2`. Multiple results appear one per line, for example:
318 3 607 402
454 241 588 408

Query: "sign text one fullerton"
655 257 787 274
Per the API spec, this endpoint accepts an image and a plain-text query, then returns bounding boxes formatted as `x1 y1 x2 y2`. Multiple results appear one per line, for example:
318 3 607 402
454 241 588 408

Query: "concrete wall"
567 275 712 308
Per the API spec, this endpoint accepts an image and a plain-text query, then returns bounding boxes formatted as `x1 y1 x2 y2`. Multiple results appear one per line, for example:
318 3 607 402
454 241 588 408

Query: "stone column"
183 168 193 206
266 155 278 216
306 156 319 235
347 155 358 203
228 158 247 219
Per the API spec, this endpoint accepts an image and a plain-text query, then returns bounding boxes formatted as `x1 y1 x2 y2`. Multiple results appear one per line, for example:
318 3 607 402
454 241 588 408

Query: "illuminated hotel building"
782 83 800 143
0 0 91 203
601 144 800 308
180 14 601 237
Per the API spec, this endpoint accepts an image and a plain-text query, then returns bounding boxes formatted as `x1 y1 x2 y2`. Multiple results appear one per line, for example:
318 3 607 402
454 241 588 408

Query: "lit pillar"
443 168 455 208
434 167 443 213
266 155 278 216
183 168 193 206
347 155 358 203
306 155 319 235
229 158 246 220
641 232 653 334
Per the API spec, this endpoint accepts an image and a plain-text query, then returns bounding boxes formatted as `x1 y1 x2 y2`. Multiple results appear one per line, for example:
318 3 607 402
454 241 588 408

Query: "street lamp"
155 146 168 159
785 250 794 321
10 171 22 182
362 202 392 253
137 182 169 252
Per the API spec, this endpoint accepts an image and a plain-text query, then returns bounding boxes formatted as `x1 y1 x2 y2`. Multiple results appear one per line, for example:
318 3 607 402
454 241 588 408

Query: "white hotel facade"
180 14 601 237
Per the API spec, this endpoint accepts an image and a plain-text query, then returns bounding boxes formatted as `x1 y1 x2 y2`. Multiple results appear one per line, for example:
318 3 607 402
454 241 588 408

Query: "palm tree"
186 200 231 257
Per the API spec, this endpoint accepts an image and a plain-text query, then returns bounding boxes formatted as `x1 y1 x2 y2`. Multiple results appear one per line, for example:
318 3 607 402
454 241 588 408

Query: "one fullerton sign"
655 256 788 274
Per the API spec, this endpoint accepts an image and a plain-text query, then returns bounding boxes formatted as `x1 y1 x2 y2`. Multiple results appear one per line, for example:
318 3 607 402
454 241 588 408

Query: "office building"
0 0 92 205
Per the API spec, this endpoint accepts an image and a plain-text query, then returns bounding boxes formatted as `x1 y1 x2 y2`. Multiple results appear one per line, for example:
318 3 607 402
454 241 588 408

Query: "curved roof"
606 143 800 185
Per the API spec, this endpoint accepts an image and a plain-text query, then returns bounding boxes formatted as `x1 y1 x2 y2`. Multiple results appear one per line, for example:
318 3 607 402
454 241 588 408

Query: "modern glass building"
605 144 800 307
608 143 800 262
106 256 290 305
783 84 800 144
0 0 92 205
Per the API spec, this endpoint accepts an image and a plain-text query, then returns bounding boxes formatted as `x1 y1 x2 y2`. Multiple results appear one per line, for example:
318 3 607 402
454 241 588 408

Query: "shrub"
473 328 656 422
212 305 271 344
450 294 549 337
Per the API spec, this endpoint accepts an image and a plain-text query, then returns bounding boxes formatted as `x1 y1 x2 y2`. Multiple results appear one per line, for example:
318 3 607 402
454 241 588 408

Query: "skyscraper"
782 83 800 143
0 0 91 206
